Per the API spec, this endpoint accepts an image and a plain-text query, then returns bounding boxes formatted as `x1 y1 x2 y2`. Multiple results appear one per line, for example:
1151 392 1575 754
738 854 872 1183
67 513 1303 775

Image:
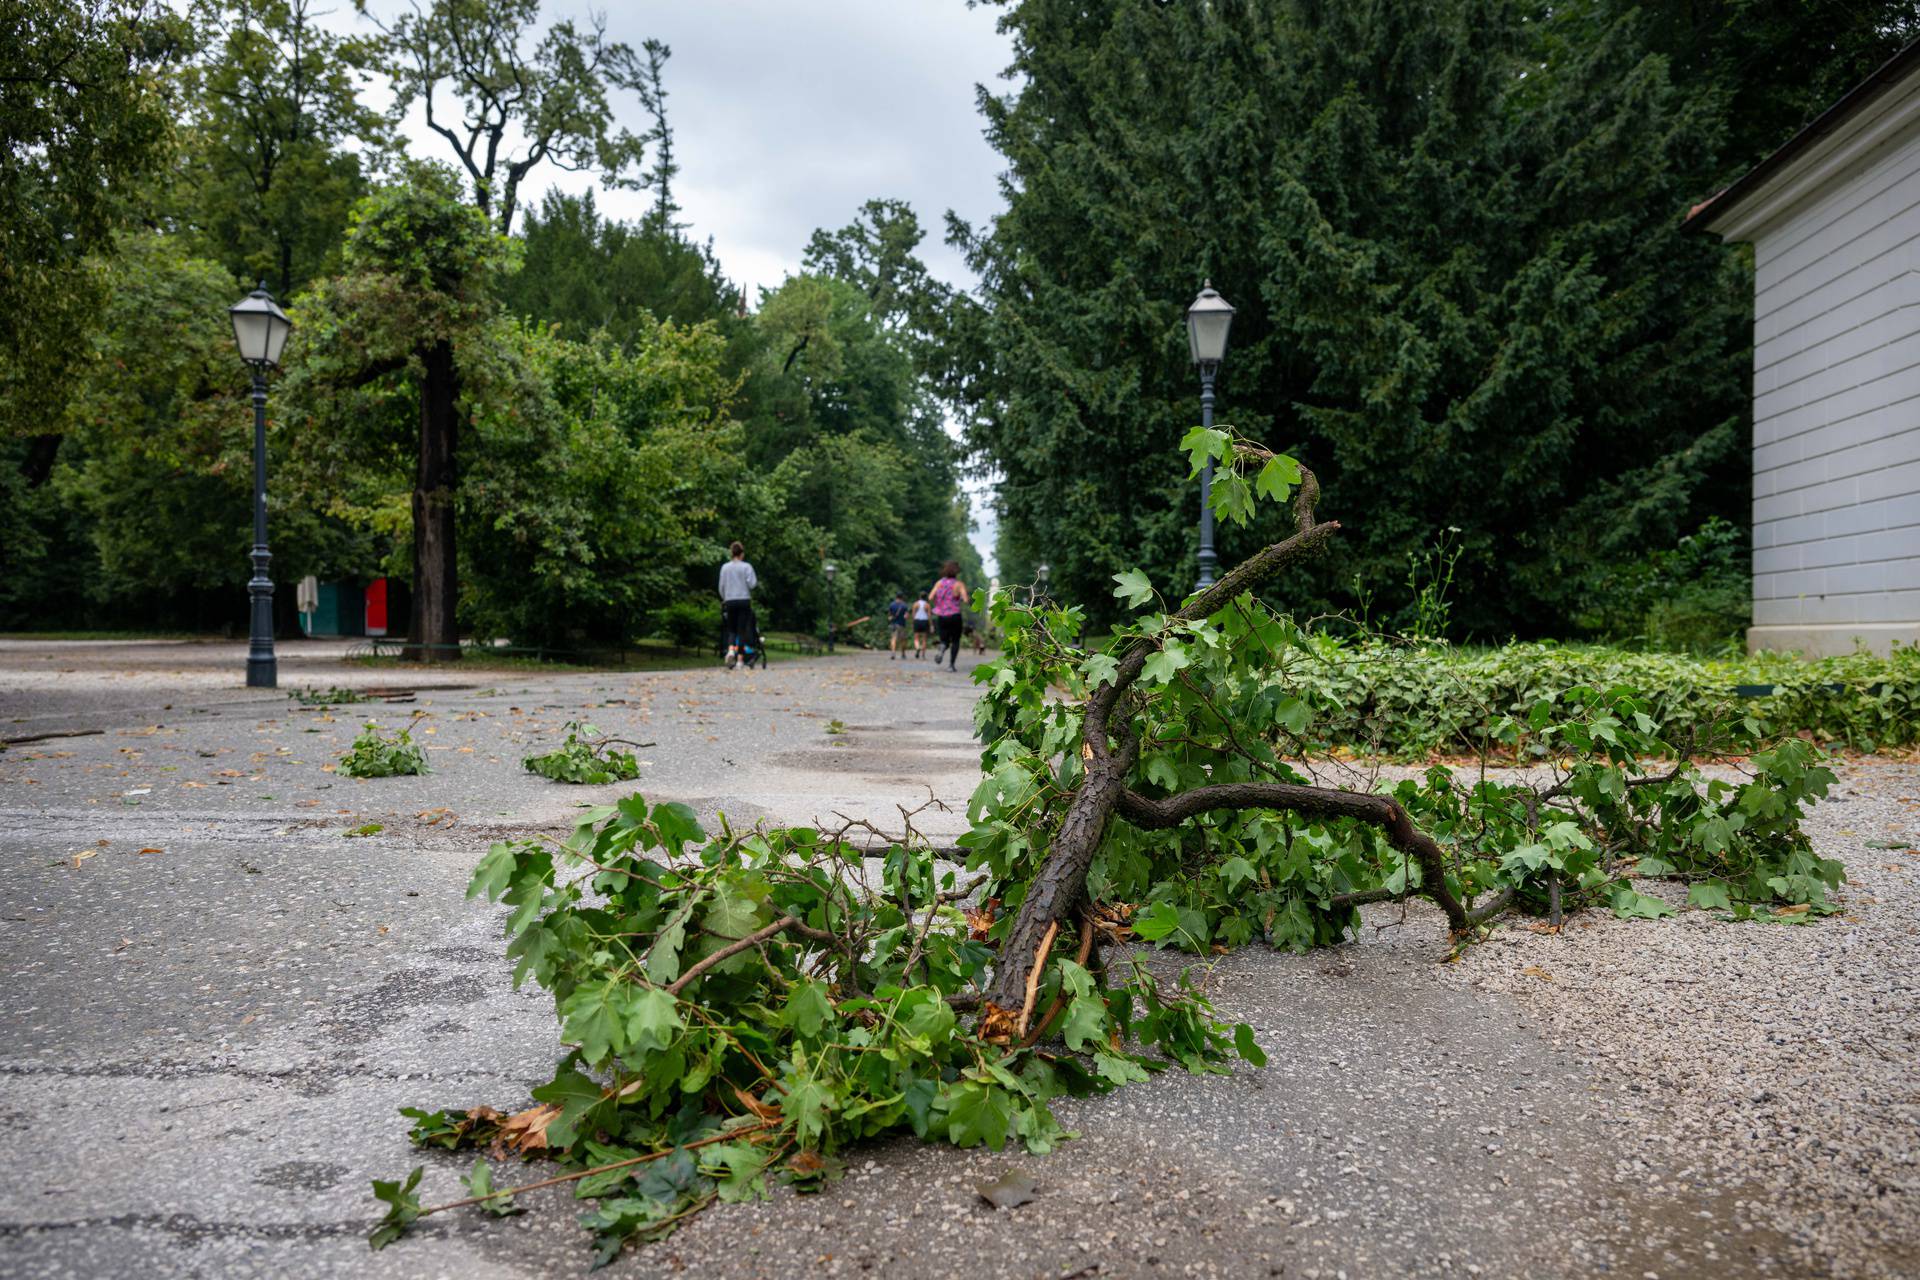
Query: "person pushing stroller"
719 541 758 670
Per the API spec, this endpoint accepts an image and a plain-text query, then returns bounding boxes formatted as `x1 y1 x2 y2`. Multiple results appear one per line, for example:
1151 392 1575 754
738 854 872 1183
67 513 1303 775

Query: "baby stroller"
721 604 767 670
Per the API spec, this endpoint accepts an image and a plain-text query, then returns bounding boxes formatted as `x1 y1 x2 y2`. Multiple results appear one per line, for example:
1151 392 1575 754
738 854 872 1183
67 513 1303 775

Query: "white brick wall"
1743 80 1920 645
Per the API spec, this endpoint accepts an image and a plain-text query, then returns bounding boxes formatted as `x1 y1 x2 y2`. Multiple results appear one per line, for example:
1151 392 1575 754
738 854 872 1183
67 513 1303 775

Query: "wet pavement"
0 640 1883 1278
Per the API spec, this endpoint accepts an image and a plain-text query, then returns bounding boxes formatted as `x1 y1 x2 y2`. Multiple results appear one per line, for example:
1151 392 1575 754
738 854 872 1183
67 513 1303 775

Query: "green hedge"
1281 640 1917 755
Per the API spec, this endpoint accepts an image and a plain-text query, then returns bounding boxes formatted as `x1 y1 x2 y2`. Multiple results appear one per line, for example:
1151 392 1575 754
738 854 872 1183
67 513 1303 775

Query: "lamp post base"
246 655 277 688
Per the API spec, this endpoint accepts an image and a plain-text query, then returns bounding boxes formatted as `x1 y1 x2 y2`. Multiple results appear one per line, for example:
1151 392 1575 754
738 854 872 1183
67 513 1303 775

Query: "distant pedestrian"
928 560 971 672
911 592 932 659
886 592 910 659
718 541 757 670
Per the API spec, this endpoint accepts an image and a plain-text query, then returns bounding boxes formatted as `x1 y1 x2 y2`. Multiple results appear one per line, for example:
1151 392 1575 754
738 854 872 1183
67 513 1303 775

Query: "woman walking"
928 560 971 672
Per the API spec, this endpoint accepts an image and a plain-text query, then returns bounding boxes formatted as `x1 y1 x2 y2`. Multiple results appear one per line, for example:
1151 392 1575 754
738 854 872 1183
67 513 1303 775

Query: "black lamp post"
823 561 837 654
228 283 293 688
1185 281 1235 590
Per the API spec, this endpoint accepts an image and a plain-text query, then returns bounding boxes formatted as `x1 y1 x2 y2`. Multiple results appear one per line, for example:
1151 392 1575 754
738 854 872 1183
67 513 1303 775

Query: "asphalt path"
0 642 1811 1277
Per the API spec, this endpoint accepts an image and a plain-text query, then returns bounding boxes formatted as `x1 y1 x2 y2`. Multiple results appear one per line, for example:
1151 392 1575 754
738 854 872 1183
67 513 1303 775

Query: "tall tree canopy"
354 0 669 234
0 0 187 426
174 0 386 295
952 0 1918 636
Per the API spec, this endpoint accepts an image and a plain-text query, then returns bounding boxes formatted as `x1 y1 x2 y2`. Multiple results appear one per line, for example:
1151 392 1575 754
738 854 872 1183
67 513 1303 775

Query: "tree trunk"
407 340 460 663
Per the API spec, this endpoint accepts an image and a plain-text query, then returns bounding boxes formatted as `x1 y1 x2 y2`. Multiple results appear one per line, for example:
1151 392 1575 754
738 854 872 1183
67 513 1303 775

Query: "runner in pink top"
927 559 971 672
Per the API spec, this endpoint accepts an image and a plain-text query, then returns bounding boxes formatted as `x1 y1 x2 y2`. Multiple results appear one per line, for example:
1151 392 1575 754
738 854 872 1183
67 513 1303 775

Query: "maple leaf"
496 1103 560 1155
964 898 998 941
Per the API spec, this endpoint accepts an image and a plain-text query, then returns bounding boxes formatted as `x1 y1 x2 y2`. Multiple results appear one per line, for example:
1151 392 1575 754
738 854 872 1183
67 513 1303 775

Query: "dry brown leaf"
788 1150 826 1176
1521 965 1554 981
732 1084 782 1122
215 769 244 777
1775 903 1812 916
138 847 163 855
496 1103 561 1154
965 898 998 942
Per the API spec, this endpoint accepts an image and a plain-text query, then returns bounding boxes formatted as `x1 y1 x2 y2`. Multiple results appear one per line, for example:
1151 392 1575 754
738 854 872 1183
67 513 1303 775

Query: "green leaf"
1232 1022 1267 1067
1061 995 1107 1053
530 1065 610 1149
1139 642 1191 686
1080 653 1120 689
468 842 519 902
368 1165 424 1250
1130 900 1181 941
1687 880 1733 912
561 980 627 1065
944 1082 1015 1150
1178 424 1230 473
1093 1051 1150 1086
1254 454 1302 501
626 987 682 1053
651 802 704 854
1112 568 1154 609
1220 855 1257 891
784 980 834 1039
462 1158 520 1217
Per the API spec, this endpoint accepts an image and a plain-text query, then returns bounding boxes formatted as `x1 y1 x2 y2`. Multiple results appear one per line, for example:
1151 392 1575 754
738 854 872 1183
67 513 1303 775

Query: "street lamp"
1035 561 1050 603
823 561 837 654
1185 281 1235 590
229 283 293 688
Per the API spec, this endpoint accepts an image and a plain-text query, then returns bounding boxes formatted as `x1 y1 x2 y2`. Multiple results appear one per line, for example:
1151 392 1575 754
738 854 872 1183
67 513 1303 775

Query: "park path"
0 640 1902 1277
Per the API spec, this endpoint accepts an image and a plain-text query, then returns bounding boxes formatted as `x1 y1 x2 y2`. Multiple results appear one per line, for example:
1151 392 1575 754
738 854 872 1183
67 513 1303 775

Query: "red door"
365 578 388 636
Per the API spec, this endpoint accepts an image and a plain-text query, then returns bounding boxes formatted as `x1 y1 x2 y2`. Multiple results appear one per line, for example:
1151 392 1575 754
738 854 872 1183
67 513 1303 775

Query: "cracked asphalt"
0 638 1908 1278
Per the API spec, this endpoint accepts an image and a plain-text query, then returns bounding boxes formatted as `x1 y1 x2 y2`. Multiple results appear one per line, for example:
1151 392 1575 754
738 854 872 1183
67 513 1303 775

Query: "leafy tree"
3 235 379 631
355 0 669 234
457 318 798 648
743 273 979 622
173 0 386 295
501 190 739 343
0 0 188 428
283 166 516 659
802 198 943 333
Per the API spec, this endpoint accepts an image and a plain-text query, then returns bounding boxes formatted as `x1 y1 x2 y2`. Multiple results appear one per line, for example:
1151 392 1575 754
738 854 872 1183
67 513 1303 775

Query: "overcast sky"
344 0 1015 570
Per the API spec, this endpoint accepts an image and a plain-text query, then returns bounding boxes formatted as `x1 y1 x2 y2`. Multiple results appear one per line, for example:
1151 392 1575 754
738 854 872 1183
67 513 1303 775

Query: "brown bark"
406 340 460 663
982 469 1343 1016
1113 782 1473 931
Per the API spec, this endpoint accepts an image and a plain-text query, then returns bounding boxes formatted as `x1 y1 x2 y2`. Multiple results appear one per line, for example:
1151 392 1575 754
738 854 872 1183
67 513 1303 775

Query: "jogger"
928 560 970 672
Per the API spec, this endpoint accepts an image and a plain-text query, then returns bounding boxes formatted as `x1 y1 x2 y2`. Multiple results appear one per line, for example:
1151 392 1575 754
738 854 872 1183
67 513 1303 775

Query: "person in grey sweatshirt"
718 541 757 669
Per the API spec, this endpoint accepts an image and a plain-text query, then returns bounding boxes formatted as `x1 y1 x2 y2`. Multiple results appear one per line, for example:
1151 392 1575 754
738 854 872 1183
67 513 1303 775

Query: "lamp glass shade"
1185 283 1235 365
1036 562 1050 579
229 287 293 367
824 562 837 579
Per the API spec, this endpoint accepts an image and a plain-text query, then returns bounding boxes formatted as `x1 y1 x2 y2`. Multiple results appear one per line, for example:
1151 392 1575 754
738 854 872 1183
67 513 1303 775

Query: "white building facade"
1689 45 1920 656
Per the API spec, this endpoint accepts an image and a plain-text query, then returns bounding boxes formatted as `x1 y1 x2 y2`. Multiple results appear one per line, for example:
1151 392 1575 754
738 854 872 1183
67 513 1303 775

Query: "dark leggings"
722 599 755 651
936 613 963 668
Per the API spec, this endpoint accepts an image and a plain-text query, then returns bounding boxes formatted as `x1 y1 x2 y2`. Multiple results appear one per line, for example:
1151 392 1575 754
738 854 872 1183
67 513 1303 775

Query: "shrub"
649 598 714 650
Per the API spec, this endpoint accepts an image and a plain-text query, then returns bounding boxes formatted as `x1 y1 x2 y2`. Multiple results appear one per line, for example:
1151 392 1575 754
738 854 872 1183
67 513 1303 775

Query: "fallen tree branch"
983 467 1343 1016
1112 781 1479 933
411 1122 777 1219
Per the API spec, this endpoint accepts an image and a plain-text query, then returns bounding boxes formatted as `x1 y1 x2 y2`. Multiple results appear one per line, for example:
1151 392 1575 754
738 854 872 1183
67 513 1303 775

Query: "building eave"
1684 40 1920 241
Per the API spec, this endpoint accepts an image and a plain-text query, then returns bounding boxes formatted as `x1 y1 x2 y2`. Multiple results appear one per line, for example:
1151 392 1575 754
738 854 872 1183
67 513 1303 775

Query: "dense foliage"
373 801 1253 1259
3 1 980 646
948 0 1919 635
1276 638 1920 757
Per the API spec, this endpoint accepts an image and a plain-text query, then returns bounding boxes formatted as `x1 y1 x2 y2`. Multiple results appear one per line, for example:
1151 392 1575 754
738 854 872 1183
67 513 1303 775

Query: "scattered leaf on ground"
977 1169 1039 1209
